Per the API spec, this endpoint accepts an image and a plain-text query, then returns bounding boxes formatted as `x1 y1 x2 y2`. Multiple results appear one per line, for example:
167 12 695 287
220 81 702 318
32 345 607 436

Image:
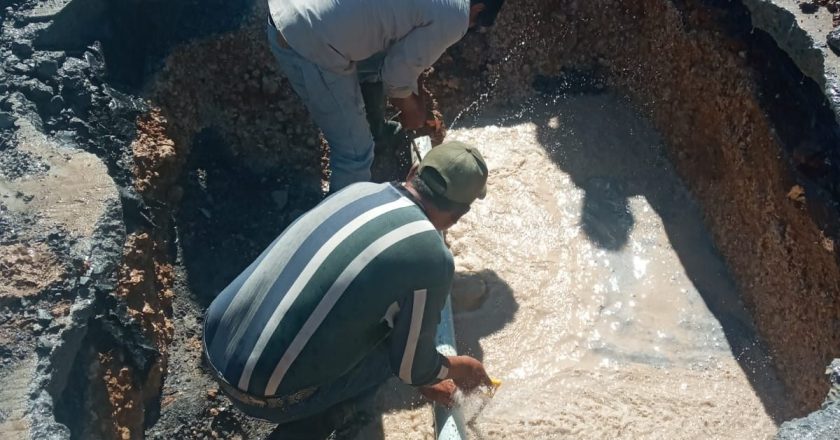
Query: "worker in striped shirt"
203 141 492 434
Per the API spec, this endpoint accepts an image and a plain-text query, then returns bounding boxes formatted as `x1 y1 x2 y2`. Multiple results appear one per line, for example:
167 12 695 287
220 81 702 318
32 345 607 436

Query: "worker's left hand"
418 379 457 407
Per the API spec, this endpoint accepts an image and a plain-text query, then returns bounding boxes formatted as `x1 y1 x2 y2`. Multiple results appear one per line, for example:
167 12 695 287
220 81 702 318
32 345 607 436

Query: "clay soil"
0 243 64 300
118 0 840 437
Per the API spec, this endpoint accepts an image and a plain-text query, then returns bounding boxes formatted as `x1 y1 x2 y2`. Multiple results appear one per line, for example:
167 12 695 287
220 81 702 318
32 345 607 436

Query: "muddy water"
359 93 788 439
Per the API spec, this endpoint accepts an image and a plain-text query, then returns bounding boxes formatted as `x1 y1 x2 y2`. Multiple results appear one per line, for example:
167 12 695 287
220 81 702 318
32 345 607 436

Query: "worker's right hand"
446 355 492 392
390 94 426 130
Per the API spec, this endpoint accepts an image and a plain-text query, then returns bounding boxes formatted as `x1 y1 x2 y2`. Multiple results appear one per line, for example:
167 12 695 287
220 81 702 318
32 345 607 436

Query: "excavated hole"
43 0 840 437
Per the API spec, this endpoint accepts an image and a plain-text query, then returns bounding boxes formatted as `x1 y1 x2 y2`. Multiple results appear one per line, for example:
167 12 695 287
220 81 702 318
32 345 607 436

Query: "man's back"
269 0 469 95
204 182 453 397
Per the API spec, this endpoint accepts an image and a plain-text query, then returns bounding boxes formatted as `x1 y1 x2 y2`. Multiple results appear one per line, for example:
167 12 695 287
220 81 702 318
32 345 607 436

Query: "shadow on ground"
452 270 519 362
145 127 324 439
34 0 254 89
176 128 323 306
452 88 794 422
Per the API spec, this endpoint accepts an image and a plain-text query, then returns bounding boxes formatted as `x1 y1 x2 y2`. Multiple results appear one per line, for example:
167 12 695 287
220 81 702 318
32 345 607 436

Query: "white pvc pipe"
411 135 468 440
434 296 468 439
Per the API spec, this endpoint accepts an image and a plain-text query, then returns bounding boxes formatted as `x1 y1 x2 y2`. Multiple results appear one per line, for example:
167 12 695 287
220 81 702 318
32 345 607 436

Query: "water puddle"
360 93 788 439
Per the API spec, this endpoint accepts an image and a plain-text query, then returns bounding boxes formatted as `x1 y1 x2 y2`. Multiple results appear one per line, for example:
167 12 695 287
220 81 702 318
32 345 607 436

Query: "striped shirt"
203 182 453 397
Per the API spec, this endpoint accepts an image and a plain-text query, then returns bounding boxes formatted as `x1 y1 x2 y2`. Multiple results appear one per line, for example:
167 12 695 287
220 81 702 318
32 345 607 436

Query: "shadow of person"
446 88 794 422
176 128 323 308
531 91 792 421
579 178 634 251
452 270 519 362
533 92 792 421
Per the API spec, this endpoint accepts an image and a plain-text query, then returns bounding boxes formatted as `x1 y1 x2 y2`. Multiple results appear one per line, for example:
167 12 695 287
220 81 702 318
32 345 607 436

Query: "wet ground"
356 92 793 439
2 0 839 436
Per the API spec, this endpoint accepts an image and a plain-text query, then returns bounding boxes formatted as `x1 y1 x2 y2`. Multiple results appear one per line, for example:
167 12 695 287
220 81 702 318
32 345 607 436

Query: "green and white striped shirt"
203 182 453 397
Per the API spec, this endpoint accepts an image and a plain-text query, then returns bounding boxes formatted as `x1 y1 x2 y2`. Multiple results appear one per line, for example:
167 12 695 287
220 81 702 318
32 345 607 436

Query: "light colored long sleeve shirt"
269 0 470 98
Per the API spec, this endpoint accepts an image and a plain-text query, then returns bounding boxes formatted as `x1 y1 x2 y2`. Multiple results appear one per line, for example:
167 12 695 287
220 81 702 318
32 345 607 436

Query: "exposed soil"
132 109 183 202
0 243 64 300
1 0 837 437
579 1 840 412
70 19 310 439
51 230 176 439
131 11 331 439
118 1 840 437
145 266 275 440
109 232 175 437
147 21 325 187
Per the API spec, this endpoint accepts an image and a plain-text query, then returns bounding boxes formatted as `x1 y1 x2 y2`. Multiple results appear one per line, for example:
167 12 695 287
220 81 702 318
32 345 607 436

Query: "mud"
416 0 840 415
358 93 790 439
2 0 840 437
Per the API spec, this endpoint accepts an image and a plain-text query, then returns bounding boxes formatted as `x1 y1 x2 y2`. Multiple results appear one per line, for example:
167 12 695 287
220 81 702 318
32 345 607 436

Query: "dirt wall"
126 0 840 430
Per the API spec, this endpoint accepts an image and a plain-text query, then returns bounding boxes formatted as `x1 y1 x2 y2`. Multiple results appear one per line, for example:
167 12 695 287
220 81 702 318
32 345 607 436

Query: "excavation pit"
1 0 839 438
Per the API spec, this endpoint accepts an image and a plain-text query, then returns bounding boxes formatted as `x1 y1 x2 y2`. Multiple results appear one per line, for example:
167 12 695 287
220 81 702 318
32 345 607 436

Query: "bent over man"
266 0 505 191
203 141 492 435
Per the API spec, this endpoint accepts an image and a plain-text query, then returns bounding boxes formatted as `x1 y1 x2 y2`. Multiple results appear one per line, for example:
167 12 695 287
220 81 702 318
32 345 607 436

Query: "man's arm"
387 252 457 385
381 10 468 99
388 282 451 386
387 259 491 405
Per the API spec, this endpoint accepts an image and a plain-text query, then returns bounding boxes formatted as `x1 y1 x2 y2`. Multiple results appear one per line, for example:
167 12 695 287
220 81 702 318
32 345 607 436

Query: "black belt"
204 348 315 409
216 376 317 410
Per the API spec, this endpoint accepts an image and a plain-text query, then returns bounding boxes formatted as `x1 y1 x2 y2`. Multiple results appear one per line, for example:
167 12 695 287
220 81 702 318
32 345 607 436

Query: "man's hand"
446 355 492 391
418 379 457 407
390 94 426 130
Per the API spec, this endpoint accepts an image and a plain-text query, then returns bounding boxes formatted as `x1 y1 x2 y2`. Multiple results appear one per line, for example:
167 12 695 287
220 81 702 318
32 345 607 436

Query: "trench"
359 90 790 439
25 0 840 438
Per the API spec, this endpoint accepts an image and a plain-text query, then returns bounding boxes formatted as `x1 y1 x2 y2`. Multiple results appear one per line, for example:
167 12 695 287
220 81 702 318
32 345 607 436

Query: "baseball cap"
418 141 488 204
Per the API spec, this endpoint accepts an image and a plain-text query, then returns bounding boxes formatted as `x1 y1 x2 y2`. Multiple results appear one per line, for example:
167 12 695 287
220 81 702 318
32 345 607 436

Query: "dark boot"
362 81 411 182
360 81 405 152
360 81 386 141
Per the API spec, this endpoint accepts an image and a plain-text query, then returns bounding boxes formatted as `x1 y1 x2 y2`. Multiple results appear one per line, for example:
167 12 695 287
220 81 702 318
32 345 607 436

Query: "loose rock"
829 27 840 53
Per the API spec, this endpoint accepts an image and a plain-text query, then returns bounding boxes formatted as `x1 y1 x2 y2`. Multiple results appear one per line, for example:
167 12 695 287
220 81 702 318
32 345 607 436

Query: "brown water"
358 93 788 439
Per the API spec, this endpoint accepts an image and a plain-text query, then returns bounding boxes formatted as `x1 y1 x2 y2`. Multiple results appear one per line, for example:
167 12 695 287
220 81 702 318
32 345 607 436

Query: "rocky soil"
141 0 840 435
1 0 839 438
800 0 840 25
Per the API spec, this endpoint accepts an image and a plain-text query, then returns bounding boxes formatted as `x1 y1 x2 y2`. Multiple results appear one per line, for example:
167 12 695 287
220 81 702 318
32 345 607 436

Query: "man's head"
406 141 489 230
469 0 505 28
